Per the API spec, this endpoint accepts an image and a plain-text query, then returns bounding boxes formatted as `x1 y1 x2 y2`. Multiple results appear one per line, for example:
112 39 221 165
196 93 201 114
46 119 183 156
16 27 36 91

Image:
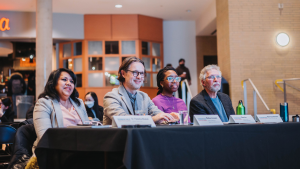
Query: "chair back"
0 125 16 144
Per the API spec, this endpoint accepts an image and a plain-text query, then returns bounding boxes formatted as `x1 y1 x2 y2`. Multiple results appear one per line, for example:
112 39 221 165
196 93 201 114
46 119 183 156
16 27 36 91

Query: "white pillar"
36 0 53 99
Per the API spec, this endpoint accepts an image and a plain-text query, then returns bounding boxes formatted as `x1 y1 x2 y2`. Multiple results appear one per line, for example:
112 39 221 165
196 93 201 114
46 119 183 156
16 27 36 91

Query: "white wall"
163 21 198 96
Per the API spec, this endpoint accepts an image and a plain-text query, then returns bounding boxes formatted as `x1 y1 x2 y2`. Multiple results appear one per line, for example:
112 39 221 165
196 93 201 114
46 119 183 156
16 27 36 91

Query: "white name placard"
256 114 283 123
112 115 156 128
229 115 256 123
193 115 224 126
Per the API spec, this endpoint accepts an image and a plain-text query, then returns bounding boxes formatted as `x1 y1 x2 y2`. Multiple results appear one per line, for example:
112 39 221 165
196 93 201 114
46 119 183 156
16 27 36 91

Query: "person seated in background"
189 65 235 122
103 57 175 125
33 68 89 150
152 66 187 119
85 92 104 121
0 98 14 123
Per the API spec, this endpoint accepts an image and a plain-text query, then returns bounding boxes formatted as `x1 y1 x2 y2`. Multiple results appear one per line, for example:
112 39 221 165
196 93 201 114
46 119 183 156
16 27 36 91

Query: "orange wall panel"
139 88 158 100
138 15 163 42
84 15 112 40
112 15 138 39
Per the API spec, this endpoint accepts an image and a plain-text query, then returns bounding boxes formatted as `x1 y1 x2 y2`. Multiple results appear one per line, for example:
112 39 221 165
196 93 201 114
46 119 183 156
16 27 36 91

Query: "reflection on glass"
63 59 73 70
88 41 103 55
152 43 160 56
105 57 120 71
142 73 150 87
63 43 71 57
88 73 103 87
88 57 103 71
105 72 120 86
76 74 82 87
73 42 82 56
73 58 82 72
152 73 157 87
122 41 136 54
105 41 119 54
152 58 161 72
142 41 150 55
142 57 151 71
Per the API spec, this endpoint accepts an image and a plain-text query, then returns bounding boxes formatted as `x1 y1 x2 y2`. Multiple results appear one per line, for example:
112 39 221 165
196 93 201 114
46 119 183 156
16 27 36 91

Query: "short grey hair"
199 65 222 88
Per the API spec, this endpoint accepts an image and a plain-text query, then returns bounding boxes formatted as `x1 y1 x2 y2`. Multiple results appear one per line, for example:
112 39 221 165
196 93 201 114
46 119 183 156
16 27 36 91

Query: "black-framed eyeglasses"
206 75 221 80
166 77 181 82
127 70 145 77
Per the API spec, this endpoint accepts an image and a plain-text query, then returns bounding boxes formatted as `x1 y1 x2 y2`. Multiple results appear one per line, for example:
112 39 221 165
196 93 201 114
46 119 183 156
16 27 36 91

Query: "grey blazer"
103 85 162 125
33 97 89 148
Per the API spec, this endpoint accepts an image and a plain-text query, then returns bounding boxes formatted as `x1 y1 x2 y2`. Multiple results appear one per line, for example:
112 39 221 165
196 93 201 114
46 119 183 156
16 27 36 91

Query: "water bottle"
280 102 289 122
236 100 245 115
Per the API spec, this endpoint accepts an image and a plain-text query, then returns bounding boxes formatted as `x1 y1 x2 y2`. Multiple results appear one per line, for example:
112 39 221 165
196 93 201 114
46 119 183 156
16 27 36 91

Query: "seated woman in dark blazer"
84 92 104 121
0 98 14 123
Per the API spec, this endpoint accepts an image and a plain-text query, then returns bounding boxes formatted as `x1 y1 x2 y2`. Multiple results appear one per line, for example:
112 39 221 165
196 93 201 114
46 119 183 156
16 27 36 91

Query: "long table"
35 123 300 169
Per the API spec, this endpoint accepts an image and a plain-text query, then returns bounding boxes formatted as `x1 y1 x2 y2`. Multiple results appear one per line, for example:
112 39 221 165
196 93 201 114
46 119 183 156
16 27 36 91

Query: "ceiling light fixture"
276 33 289 47
115 4 122 8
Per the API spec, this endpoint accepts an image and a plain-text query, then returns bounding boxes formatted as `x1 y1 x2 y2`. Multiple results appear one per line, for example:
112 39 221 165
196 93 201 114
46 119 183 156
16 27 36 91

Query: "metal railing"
275 78 300 102
242 79 275 120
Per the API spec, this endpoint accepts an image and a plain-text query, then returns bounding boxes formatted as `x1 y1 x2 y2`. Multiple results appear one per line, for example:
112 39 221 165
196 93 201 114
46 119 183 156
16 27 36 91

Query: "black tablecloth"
35 123 300 169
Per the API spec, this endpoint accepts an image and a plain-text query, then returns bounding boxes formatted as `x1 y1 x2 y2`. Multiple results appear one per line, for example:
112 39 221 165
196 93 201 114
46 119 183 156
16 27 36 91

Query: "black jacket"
189 90 235 122
85 105 104 121
0 107 14 122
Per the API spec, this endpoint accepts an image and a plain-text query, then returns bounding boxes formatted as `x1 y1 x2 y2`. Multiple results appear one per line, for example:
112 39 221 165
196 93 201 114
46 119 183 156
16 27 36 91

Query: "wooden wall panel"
138 15 163 42
112 15 138 39
139 88 158 99
84 15 112 40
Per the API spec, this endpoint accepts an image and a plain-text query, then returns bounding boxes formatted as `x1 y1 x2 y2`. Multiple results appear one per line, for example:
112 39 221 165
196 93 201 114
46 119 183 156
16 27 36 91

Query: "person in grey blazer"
189 65 235 122
103 57 176 125
33 68 89 149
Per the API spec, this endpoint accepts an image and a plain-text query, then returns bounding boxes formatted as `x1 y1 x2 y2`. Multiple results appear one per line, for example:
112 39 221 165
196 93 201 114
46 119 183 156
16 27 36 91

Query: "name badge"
193 115 224 126
112 115 156 128
256 114 283 123
229 115 256 123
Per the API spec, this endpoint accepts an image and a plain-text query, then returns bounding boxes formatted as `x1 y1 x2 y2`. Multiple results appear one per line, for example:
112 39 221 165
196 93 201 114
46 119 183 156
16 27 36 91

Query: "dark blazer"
189 90 235 122
85 105 104 121
0 107 14 123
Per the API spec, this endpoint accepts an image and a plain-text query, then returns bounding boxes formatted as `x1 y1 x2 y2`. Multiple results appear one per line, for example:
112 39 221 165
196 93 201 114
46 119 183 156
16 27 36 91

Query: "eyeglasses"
127 70 145 77
166 77 181 82
206 75 222 80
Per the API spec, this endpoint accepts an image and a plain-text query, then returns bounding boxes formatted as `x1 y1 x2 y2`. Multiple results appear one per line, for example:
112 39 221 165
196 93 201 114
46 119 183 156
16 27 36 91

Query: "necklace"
162 94 175 109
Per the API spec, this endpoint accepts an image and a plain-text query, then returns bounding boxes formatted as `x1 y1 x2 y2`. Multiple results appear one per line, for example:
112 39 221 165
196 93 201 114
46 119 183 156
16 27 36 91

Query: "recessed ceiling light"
115 4 122 8
186 10 191 13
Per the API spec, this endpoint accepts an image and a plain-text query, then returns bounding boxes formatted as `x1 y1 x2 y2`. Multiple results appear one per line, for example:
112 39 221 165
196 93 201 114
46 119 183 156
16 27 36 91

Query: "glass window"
122 41 136 54
63 59 73 70
73 42 82 56
105 57 120 71
76 74 82 87
152 73 157 87
73 58 82 72
88 41 102 55
141 41 150 55
105 72 120 86
152 58 161 72
143 73 150 87
88 73 103 87
152 43 160 56
105 41 119 54
63 43 71 57
142 57 151 71
88 57 103 71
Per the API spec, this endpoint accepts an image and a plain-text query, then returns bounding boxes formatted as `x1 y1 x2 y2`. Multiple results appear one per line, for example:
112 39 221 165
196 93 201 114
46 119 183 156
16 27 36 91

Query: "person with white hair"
189 65 235 122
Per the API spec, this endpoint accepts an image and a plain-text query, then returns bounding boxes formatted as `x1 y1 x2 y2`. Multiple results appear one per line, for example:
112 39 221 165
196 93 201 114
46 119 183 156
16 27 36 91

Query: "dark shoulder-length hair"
85 91 100 115
1 98 12 107
156 66 177 95
38 68 80 106
117 57 146 83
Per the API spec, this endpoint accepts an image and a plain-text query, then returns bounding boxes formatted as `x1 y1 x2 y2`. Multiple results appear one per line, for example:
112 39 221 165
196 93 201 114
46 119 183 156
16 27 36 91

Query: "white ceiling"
0 0 213 21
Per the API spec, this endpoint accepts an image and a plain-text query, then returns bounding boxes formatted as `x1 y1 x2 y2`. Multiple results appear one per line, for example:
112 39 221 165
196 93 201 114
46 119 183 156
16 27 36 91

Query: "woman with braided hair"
152 66 187 115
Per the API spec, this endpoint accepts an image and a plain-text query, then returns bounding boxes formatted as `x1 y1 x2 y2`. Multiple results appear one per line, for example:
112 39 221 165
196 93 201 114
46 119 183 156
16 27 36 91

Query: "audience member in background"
0 98 14 122
85 92 104 121
189 65 235 122
152 66 187 118
33 68 89 150
7 73 26 96
176 58 191 101
103 57 175 125
27 72 36 100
